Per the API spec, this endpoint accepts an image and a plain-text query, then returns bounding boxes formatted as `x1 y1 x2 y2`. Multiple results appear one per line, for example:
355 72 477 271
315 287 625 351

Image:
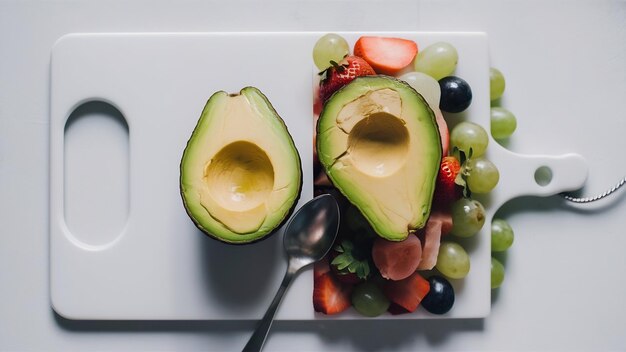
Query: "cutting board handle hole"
63 100 129 249
534 166 553 187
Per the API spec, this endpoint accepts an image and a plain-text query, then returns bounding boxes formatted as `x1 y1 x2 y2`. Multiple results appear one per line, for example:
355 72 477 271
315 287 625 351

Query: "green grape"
491 219 514 252
450 198 486 237
436 241 470 279
489 68 506 101
398 72 441 108
490 107 517 139
414 42 459 80
450 121 488 158
351 281 390 317
491 257 505 289
465 158 500 194
313 33 350 71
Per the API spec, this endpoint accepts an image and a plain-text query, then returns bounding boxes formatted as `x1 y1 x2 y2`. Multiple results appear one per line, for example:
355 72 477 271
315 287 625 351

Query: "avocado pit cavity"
347 112 409 177
204 141 274 212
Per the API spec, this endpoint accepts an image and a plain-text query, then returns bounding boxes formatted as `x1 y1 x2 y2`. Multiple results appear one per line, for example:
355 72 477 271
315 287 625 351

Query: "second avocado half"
317 76 442 241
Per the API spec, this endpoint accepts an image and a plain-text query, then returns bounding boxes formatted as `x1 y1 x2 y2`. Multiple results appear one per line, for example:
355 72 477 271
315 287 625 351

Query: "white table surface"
1 0 625 350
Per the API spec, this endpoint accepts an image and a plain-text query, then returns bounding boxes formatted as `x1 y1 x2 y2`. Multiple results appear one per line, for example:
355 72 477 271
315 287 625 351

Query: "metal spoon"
242 194 340 352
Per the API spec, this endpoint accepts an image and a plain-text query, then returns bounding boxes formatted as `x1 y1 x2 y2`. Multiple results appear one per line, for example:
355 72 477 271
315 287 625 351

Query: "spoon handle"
242 267 296 352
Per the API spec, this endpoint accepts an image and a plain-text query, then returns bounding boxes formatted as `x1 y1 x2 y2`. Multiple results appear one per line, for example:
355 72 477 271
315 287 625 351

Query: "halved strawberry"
329 239 372 284
314 254 330 280
433 156 462 209
313 273 353 315
383 272 430 314
330 253 361 284
318 56 375 103
354 36 418 75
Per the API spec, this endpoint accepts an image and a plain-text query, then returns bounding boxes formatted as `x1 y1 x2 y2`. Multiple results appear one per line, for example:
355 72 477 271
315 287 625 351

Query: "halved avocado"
316 76 441 241
180 87 302 244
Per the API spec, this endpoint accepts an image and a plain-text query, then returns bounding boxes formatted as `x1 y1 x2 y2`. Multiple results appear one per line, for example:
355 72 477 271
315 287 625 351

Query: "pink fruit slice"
372 235 422 281
417 219 442 270
383 271 430 314
435 109 449 156
429 211 453 236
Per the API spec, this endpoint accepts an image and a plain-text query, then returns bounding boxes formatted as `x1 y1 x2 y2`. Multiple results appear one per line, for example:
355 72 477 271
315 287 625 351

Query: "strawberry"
433 156 462 209
383 271 430 314
318 56 375 103
313 86 323 116
329 239 372 284
330 254 361 284
314 254 330 280
313 272 353 315
354 36 418 75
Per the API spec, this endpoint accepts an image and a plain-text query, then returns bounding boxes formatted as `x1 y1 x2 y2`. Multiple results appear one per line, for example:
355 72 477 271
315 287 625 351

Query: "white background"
1 0 625 351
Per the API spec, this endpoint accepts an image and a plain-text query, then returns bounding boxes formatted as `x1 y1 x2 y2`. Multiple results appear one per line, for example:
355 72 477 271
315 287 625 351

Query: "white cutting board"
50 32 587 320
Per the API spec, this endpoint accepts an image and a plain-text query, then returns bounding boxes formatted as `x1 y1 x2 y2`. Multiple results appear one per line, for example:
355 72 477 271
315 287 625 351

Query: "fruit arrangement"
312 33 516 316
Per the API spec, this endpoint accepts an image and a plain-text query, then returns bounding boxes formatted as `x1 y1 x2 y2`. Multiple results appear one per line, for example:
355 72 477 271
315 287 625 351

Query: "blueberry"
421 275 455 314
439 76 472 113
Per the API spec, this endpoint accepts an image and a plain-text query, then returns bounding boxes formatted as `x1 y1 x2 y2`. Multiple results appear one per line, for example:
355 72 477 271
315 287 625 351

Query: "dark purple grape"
439 76 472 113
421 275 455 314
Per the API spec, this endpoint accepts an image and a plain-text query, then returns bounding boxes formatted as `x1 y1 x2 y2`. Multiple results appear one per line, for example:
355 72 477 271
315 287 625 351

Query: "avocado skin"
316 75 442 241
180 87 303 245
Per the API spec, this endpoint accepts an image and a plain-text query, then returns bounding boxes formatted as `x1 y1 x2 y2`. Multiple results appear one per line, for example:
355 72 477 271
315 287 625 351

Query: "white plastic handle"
488 145 588 209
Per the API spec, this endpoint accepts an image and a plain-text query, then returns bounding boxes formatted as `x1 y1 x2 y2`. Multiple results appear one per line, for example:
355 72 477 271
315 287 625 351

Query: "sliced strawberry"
433 156 462 210
313 94 323 116
383 272 430 314
314 254 330 280
372 235 422 281
387 303 409 315
331 269 361 284
354 36 418 75
319 56 375 103
417 219 442 271
313 273 353 315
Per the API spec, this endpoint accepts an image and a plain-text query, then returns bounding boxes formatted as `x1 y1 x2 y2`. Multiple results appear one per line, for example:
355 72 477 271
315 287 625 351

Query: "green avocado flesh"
317 76 442 241
180 87 302 244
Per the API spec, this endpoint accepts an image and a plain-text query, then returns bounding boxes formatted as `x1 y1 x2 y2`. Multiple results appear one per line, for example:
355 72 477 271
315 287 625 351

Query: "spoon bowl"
242 194 340 352
283 194 340 268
